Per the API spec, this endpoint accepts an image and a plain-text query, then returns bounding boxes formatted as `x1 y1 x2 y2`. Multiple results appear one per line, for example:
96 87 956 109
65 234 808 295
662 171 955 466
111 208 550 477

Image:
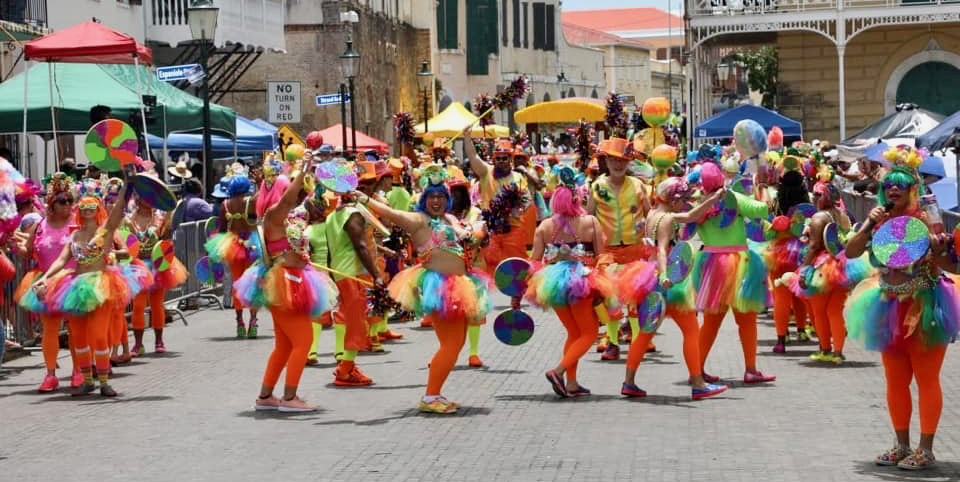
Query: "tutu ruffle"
234 262 338 317
612 259 658 306
691 249 768 313
781 251 872 297
204 231 260 275
388 264 490 323
525 260 618 309
44 267 134 315
14 269 47 313
763 237 805 275
151 257 188 290
845 274 960 351
121 259 155 296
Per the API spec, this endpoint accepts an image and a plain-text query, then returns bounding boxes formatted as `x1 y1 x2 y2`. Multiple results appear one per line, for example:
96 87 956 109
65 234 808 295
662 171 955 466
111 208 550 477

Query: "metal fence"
840 189 960 232
4 219 225 349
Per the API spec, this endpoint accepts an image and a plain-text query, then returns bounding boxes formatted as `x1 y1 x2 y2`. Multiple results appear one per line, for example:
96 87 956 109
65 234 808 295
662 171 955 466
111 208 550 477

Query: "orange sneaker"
334 364 373 386
420 318 433 328
379 329 404 340
468 355 483 367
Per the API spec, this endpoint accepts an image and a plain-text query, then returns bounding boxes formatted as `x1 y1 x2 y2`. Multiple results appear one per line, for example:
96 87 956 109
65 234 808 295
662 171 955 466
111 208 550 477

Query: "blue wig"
224 176 253 198
416 182 452 213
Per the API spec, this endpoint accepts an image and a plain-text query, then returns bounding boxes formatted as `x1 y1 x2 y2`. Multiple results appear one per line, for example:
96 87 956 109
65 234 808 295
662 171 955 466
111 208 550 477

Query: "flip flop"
545 370 568 398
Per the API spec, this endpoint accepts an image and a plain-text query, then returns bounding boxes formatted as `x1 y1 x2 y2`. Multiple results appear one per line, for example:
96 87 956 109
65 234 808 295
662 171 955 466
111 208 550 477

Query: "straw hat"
167 160 194 179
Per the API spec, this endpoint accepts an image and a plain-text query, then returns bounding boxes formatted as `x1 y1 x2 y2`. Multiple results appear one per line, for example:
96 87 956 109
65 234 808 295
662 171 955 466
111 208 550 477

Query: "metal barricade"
840 189 875 223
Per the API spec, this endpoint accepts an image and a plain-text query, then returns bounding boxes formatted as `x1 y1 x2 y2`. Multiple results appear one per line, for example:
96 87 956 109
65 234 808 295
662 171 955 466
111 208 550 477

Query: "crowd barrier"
840 189 960 232
4 219 226 348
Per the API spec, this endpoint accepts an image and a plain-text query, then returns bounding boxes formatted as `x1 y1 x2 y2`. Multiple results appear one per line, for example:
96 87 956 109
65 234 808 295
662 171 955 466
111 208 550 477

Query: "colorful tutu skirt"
204 231 261 275
43 266 142 315
763 237 804 274
611 259 658 307
388 264 490 324
690 248 768 313
15 269 48 314
234 262 338 317
845 274 960 352
781 251 872 298
525 260 617 309
143 255 188 290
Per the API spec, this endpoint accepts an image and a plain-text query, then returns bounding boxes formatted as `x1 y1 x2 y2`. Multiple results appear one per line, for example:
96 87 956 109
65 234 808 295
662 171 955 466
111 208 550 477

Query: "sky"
561 0 683 14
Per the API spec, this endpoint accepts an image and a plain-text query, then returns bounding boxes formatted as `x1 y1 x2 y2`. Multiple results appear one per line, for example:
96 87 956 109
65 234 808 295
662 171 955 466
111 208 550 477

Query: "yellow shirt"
479 170 529 228
591 175 648 246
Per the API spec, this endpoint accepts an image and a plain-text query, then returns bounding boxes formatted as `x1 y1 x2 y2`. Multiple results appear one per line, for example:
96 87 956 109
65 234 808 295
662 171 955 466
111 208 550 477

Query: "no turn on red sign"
267 81 301 124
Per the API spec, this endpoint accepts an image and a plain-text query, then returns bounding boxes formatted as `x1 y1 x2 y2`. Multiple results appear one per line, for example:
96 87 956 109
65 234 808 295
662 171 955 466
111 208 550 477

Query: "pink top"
35 218 72 271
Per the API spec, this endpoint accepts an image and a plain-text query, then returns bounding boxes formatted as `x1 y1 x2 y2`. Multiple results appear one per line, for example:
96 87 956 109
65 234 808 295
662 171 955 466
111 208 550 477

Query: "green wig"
876 166 923 207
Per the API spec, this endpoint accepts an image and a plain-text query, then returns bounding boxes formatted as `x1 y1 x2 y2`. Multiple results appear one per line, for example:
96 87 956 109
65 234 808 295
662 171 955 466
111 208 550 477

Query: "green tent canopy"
0 62 235 137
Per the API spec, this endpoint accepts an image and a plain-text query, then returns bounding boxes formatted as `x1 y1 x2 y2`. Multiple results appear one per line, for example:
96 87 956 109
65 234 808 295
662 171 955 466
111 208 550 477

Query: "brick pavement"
1 293 959 482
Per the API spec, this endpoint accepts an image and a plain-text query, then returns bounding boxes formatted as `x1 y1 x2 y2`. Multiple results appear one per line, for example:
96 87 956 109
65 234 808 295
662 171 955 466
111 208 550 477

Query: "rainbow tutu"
44 266 136 315
525 260 617 309
690 249 768 313
845 274 960 351
388 264 490 324
763 237 805 275
234 262 338 317
204 231 261 275
15 269 48 313
611 259 658 307
780 251 872 298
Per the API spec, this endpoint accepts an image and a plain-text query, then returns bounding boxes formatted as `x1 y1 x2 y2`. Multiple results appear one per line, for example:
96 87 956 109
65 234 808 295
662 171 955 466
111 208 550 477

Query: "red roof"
317 124 389 154
562 23 653 49
562 8 684 33
24 21 153 65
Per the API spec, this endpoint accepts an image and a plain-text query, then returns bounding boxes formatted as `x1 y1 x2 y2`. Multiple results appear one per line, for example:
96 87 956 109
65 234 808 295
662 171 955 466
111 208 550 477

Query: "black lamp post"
416 60 434 133
187 0 219 193
339 38 360 156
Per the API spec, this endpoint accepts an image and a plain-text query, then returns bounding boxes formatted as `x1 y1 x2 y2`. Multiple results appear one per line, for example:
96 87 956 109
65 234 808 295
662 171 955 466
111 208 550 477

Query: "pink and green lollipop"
871 216 930 269
84 119 139 172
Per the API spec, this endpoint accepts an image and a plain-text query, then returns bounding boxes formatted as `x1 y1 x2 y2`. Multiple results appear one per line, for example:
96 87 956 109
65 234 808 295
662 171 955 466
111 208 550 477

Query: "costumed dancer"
305 189 336 365
369 160 405 346
620 177 729 399
357 164 490 413
125 188 187 355
236 153 339 412
463 131 532 273
447 166 486 368
765 167 812 353
205 171 262 338
103 178 136 365
15 173 80 391
694 162 776 384
844 148 959 469
524 166 616 398
585 138 652 361
28 181 151 396
783 177 870 363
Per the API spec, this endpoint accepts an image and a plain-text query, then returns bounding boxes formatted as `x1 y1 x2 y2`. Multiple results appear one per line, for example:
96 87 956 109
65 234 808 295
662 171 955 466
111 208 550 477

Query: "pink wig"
550 185 585 218
700 162 724 192
256 175 291 218
813 180 846 213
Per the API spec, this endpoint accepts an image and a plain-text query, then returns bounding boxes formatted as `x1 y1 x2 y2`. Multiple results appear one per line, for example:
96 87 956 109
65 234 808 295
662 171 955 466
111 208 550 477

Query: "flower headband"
43 172 75 202
418 163 449 188
883 145 926 170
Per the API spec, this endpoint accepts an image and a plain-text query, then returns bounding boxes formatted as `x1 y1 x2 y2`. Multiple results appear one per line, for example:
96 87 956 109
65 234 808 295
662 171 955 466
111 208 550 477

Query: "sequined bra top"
225 197 257 229
126 216 161 257
543 219 595 264
418 216 465 259
71 230 107 266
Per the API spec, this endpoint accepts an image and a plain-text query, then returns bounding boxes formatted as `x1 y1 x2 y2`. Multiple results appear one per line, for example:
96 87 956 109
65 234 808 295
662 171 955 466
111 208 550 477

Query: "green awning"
0 20 49 42
0 62 235 137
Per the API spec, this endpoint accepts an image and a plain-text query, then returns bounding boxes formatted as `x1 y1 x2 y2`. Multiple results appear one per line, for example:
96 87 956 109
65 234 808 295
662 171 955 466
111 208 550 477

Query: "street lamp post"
187 0 219 194
416 60 433 133
339 38 360 156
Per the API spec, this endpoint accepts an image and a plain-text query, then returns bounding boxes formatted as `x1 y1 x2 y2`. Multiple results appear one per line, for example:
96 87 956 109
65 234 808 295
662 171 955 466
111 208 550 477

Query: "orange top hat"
494 139 514 154
374 160 391 179
599 137 630 160
356 161 378 182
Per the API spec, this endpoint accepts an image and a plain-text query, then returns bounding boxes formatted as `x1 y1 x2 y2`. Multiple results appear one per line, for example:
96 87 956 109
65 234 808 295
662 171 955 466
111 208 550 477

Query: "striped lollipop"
315 161 359 193
787 203 817 238
84 119 139 172
733 119 767 159
151 240 175 272
494 257 531 297
666 241 693 284
493 309 535 345
823 222 845 256
637 292 666 334
871 216 930 269
196 256 213 284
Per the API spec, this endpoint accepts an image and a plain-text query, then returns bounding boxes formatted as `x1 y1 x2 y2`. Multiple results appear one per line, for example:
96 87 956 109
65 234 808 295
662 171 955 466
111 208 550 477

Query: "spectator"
90 105 112 125
172 178 214 225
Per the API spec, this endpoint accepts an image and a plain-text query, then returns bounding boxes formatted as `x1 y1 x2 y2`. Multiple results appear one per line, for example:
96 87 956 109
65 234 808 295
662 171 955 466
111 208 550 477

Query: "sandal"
898 448 935 470
246 320 258 339
545 370 568 398
875 444 911 466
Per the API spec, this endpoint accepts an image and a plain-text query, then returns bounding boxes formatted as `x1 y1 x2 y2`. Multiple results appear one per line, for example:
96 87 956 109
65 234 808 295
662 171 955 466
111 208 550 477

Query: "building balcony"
0 0 48 28
146 0 285 51
690 0 960 18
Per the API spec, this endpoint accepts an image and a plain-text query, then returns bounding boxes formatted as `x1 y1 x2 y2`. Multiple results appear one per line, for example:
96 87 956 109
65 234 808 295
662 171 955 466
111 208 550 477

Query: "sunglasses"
882 180 912 190
54 198 74 205
78 203 99 211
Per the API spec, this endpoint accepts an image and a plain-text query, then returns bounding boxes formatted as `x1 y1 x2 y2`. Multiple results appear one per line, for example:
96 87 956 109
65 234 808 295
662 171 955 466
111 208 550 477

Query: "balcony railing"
146 0 284 51
691 0 960 17
0 0 48 28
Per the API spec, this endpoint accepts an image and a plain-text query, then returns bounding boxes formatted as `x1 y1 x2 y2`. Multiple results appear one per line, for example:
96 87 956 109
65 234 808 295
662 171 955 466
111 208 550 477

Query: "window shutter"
488 0 499 55
532 2 544 50
502 0 508 47
523 2 528 48
512 0 521 47
544 4 555 51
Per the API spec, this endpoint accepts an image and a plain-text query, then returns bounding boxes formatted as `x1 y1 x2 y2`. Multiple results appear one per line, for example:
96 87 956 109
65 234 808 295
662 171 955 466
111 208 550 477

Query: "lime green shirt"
386 186 413 212
696 192 769 247
325 206 366 280
306 221 328 266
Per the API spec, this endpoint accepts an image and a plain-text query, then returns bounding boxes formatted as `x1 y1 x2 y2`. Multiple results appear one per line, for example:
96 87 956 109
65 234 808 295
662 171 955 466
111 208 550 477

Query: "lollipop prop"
665 241 694 284
871 216 930 269
733 119 767 159
444 76 530 147
494 257 532 297
314 161 359 193
84 119 139 172
787 203 817 238
823 222 845 256
151 240 175 272
635 292 666 334
493 309 535 345
130 174 177 211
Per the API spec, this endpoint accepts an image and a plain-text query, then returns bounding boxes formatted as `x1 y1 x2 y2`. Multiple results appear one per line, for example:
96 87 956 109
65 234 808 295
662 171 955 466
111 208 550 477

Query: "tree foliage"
734 46 779 110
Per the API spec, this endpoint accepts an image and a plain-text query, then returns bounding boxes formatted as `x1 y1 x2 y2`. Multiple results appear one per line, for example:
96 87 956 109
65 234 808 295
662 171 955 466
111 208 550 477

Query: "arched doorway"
895 61 960 116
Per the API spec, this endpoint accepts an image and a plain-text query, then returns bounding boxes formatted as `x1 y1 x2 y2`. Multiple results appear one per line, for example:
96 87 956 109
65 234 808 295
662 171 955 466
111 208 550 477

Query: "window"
467 0 499 75
512 0 521 47
523 2 529 48
437 0 458 49
502 0 508 47
532 3 544 49
544 4 554 51
656 48 666 60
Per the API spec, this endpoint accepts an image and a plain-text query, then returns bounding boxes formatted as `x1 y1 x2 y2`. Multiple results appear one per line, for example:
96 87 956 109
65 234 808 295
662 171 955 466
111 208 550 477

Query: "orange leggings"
699 309 758 371
808 290 848 353
883 337 947 434
132 288 166 331
41 314 68 372
108 302 127 346
68 304 112 373
625 307 701 377
554 298 599 383
425 313 468 396
772 283 808 337
482 230 529 275
334 277 371 351
261 308 313 388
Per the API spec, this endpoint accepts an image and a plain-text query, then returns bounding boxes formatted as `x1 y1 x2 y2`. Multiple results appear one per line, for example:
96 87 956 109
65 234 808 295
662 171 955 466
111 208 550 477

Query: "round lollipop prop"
787 203 817 238
733 119 767 159
84 119 139 172
641 97 671 127
494 257 531 297
130 174 177 211
665 241 694 284
871 216 930 269
284 143 306 162
678 222 697 241
650 144 677 172
204 217 219 238
718 191 738 228
196 256 213 284
315 161 359 193
151 240 175 272
637 292 666 334
823 222 845 256
493 309 535 346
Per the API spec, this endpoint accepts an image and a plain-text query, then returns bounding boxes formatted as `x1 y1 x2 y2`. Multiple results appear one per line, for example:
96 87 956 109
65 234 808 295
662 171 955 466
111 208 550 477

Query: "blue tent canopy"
917 109 960 152
694 104 802 139
147 116 278 154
